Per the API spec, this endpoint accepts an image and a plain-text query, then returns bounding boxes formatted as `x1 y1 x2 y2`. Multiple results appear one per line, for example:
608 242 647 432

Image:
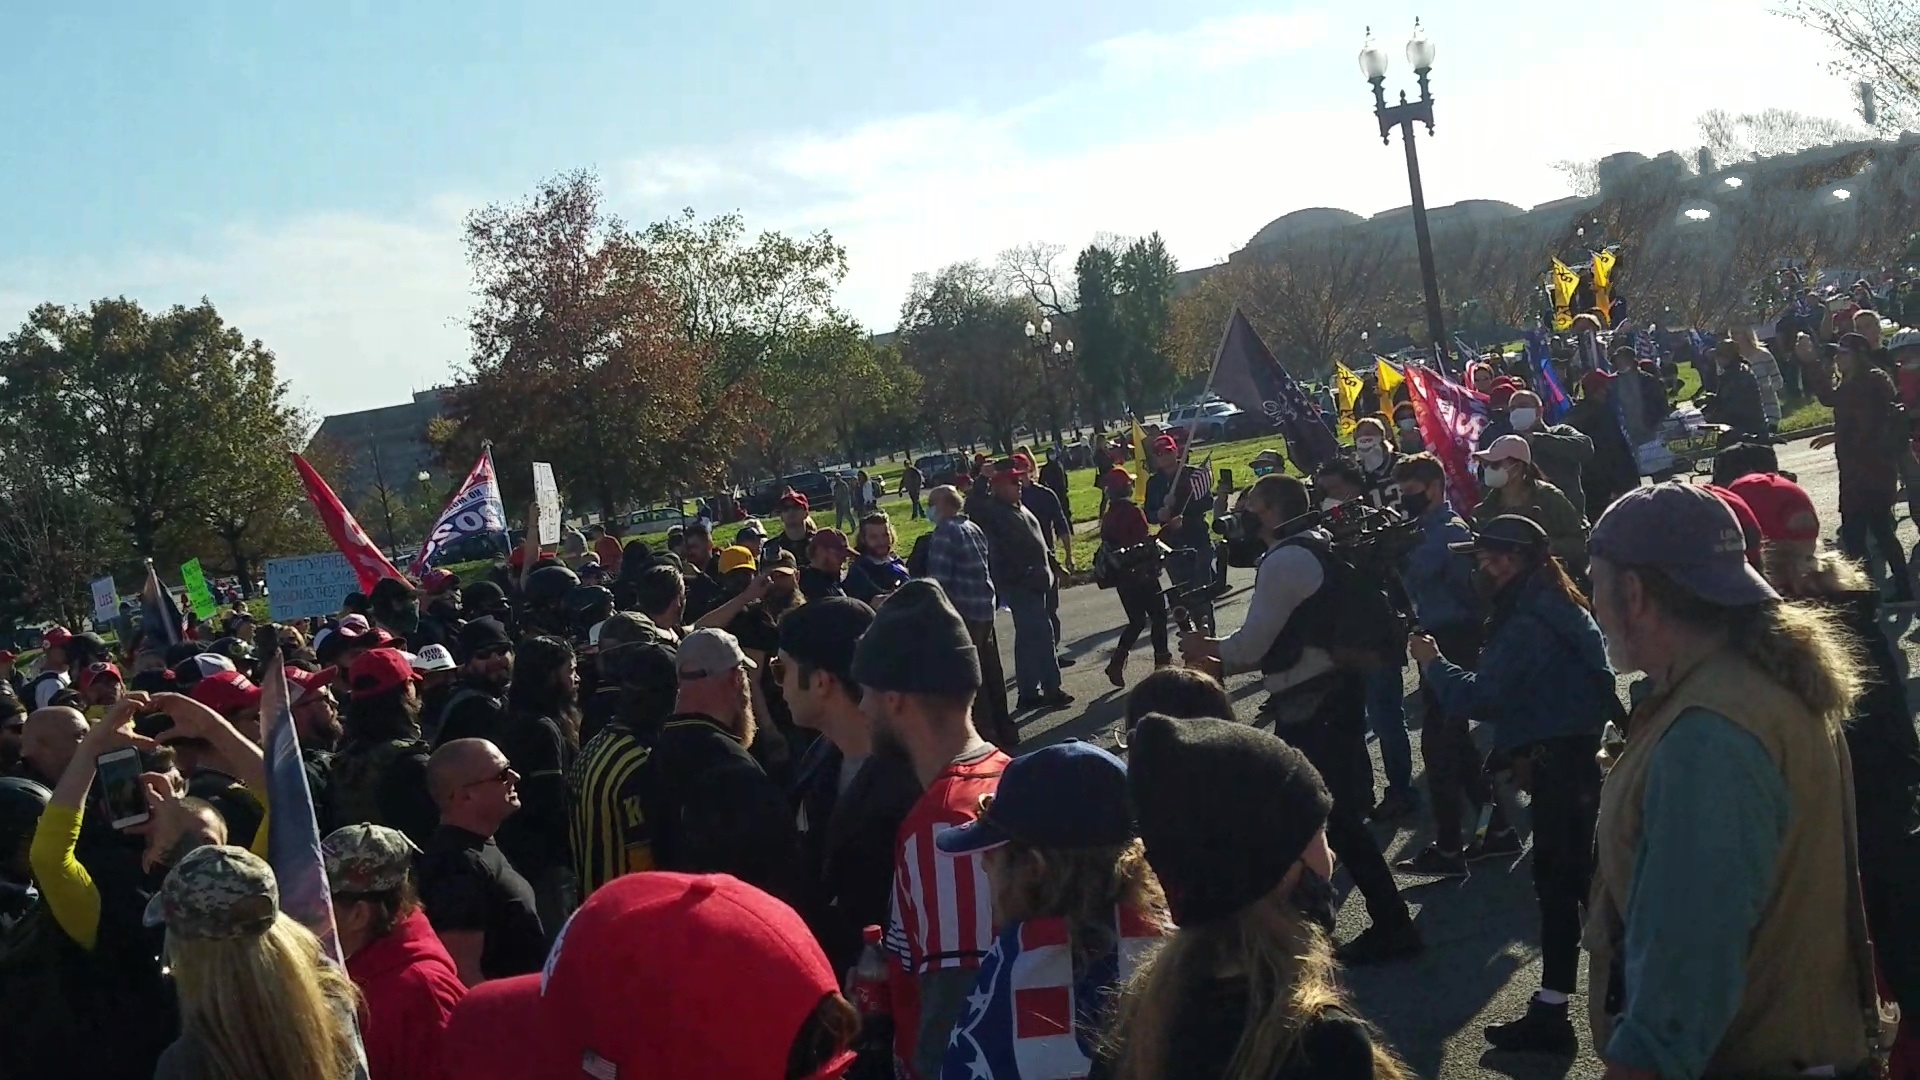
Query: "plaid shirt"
924 514 997 623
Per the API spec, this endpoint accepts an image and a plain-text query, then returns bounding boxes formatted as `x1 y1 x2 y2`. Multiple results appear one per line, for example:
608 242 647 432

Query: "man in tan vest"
1584 483 1884 1079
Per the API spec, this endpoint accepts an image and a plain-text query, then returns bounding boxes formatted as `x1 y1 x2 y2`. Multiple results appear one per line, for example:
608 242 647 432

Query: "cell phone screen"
96 748 150 828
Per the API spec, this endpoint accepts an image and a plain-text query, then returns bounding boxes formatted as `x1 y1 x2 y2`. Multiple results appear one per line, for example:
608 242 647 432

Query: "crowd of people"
0 307 1917 1080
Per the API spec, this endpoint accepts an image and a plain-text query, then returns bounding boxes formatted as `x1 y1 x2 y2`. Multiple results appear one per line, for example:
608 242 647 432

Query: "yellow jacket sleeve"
27 803 101 951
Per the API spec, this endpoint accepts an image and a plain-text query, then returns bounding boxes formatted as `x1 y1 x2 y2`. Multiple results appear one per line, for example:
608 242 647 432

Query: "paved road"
981 437 1913 1080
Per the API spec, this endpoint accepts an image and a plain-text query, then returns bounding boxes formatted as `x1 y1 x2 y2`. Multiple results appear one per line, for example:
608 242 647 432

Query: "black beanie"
850 580 980 696
779 597 875 688
459 617 512 657
1127 713 1332 926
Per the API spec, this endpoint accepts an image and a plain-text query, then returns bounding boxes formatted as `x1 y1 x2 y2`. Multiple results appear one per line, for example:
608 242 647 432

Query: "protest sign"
533 462 561 546
180 559 218 620
265 553 359 621
90 576 119 625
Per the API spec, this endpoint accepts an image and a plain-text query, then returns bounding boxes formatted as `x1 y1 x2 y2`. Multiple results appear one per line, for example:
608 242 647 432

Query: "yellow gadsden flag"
1375 357 1403 398
1131 419 1151 503
1591 249 1618 324
1549 258 1581 309
1332 362 1365 437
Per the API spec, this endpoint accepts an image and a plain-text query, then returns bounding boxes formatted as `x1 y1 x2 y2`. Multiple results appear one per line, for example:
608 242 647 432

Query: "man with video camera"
1179 472 1422 966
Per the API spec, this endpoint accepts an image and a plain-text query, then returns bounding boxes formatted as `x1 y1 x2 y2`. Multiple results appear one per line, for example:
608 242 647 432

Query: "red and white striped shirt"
887 746 1009 1078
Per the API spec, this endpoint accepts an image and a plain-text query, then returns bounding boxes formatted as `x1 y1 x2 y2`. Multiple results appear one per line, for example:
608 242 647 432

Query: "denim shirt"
1398 503 1477 631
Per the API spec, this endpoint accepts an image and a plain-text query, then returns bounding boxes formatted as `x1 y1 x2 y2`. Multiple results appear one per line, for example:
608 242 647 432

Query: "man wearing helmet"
520 563 581 639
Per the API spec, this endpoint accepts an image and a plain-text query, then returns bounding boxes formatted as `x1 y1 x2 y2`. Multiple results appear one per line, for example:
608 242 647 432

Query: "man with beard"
851 579 1007 1080
434 618 514 749
326 648 439 846
678 520 728 621
697 546 807 785
369 576 425 646
635 628 798 899
493 634 580 937
778 597 920 976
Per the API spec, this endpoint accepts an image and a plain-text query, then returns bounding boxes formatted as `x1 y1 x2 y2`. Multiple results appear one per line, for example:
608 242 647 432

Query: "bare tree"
1781 0 1920 131
995 242 1075 317
1224 229 1416 377
1551 159 1602 197
1697 107 1870 162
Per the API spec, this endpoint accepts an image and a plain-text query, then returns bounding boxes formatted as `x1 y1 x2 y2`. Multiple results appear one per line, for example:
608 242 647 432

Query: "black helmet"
0 776 51 858
525 564 582 609
564 585 616 633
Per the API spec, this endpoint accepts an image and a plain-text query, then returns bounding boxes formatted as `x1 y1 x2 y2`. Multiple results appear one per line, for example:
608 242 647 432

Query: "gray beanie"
851 580 980 696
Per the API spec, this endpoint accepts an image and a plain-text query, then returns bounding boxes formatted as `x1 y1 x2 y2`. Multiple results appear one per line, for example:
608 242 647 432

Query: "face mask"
1399 488 1431 517
1398 418 1417 432
1509 408 1538 431
1355 438 1381 454
1482 466 1511 489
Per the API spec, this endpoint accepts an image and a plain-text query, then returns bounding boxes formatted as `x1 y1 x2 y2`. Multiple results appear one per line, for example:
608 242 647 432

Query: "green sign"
180 559 218 621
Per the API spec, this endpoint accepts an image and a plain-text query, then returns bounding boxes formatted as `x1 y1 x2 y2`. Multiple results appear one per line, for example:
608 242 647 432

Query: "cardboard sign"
265 553 359 621
533 462 561 546
179 559 218 621
90 576 119 625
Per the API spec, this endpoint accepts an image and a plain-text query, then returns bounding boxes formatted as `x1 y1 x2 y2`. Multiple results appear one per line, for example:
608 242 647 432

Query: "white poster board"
532 462 561 546
265 553 359 621
90 576 119 625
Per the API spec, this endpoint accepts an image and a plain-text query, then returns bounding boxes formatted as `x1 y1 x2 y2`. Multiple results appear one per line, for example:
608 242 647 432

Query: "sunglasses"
462 765 516 789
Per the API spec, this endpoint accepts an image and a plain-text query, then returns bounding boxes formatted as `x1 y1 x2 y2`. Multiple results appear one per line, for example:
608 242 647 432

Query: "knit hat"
777 597 875 688
321 823 421 894
851 580 980 696
1127 714 1331 926
441 873 850 1080
144 845 280 939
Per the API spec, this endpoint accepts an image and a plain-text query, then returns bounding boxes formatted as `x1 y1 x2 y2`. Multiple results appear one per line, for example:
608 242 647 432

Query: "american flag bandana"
942 909 1163 1080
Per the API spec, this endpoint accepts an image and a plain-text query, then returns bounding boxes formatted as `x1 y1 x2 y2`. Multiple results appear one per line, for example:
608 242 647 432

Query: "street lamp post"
1361 20 1448 362
1024 317 1076 446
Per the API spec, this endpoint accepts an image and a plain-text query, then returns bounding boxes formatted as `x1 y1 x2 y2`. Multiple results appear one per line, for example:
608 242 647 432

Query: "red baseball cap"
1151 434 1179 455
442 873 852 1080
1580 369 1618 395
1102 466 1134 490
1012 452 1035 472
1726 472 1820 545
286 666 338 706
777 490 809 512
809 528 851 554
190 670 263 716
77 662 122 692
347 648 422 699
421 568 458 595
42 626 73 649
0 651 15 664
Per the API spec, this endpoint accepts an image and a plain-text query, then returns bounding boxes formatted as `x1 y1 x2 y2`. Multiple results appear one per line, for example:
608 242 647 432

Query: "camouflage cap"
321 823 421 894
143 844 279 940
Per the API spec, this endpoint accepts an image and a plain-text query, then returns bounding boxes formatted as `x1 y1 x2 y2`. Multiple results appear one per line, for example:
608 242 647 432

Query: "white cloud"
1088 10 1332 77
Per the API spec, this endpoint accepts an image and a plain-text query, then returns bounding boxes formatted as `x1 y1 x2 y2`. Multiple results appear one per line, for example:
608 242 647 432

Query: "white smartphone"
96 747 150 830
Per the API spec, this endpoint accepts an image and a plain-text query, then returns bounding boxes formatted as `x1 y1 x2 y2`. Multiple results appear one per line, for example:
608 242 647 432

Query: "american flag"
941 909 1163 1080
1523 331 1571 423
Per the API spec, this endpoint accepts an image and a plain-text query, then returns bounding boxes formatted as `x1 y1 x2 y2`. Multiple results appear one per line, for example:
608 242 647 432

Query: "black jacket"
789 738 921 973
640 713 800 900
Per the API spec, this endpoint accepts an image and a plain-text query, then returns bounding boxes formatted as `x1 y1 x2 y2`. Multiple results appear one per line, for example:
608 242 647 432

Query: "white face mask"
1355 438 1382 454
1482 466 1512 489
1509 408 1538 431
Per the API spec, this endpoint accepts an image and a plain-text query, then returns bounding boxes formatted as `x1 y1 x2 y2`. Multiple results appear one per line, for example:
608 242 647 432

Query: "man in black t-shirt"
420 737 547 983
433 619 513 749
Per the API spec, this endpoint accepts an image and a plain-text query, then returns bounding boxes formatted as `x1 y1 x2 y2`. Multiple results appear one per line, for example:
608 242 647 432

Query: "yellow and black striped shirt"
567 724 654 900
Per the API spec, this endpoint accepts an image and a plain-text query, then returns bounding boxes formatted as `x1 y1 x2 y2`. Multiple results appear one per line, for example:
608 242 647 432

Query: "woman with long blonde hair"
149 844 364 1080
1105 714 1413 1080
935 742 1171 1080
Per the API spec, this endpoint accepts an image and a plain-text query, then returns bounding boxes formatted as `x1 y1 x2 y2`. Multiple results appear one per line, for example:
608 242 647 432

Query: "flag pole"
1181 306 1242 472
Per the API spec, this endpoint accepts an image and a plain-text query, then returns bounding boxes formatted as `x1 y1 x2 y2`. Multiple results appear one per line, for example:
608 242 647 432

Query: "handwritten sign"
265 553 359 621
90 576 119 625
533 462 561 546
180 559 218 621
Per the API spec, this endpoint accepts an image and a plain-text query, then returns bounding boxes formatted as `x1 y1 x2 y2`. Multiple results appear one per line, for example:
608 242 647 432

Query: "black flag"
1208 309 1341 473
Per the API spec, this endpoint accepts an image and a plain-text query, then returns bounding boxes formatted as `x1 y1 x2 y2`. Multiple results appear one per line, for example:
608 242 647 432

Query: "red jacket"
346 909 466 1080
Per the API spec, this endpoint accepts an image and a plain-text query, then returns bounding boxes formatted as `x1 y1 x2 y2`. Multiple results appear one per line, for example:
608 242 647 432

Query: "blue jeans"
1006 586 1061 696
1366 663 1413 796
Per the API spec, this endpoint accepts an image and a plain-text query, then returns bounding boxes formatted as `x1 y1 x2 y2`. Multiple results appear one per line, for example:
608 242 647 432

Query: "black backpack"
1270 534 1406 672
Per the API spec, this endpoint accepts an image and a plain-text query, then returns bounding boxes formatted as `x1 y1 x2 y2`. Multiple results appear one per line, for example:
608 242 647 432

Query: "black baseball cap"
936 742 1131 854
1448 514 1549 557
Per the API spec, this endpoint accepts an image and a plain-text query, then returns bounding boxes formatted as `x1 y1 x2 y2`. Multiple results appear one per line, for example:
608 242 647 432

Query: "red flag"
291 453 405 593
1405 365 1490 516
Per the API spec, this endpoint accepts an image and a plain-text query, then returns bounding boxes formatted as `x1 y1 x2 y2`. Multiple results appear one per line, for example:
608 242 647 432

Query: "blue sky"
0 1 1861 416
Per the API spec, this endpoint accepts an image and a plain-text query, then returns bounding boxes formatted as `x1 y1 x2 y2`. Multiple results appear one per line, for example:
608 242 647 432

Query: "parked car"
428 530 511 567
912 452 969 488
744 471 837 515
626 504 689 536
1166 400 1255 443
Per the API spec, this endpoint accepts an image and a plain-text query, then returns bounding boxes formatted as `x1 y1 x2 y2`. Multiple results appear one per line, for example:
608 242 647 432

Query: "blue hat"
935 742 1131 855
1590 482 1778 607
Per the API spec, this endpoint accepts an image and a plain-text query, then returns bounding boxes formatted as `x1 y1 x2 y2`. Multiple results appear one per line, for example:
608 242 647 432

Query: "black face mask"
1400 489 1431 517
1290 865 1337 935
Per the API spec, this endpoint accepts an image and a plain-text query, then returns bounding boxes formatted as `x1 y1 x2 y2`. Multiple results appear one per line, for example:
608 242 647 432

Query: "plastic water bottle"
848 925 891 1021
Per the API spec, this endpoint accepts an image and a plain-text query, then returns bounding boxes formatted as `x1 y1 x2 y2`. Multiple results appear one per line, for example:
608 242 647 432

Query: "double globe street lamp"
1023 317 1075 363
1360 19 1449 361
